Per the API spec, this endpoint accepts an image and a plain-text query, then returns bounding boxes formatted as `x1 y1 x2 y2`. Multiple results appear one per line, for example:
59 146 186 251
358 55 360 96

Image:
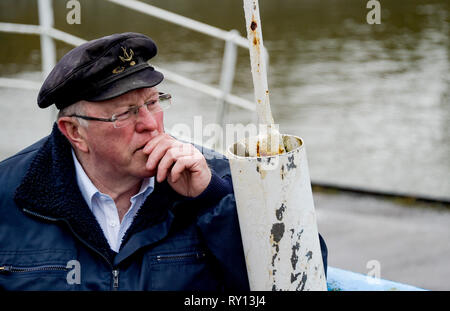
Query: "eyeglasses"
70 92 171 128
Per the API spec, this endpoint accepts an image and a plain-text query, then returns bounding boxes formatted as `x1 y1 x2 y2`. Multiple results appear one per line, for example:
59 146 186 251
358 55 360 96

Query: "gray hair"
57 101 89 128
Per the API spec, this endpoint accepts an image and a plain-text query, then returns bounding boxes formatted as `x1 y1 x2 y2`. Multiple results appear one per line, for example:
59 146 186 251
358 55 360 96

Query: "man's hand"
143 133 212 197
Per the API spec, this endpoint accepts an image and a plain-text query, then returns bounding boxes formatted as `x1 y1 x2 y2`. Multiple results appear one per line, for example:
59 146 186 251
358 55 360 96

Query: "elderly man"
0 33 326 290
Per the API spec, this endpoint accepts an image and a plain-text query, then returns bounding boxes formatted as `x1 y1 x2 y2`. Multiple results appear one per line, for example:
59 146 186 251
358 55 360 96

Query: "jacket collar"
14 124 181 266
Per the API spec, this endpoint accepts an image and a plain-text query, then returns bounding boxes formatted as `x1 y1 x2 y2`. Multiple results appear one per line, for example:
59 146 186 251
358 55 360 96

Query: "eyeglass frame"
69 92 171 128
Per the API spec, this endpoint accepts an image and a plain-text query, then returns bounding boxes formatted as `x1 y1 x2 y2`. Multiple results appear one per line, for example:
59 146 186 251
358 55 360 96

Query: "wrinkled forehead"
108 87 159 105
85 87 159 113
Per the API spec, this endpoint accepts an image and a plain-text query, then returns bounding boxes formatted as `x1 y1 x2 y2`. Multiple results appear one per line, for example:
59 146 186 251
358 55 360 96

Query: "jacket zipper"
156 252 206 262
22 208 120 290
112 269 119 289
0 264 68 273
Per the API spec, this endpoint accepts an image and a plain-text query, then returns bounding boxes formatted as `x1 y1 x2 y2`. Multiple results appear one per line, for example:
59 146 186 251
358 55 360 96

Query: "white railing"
0 0 262 135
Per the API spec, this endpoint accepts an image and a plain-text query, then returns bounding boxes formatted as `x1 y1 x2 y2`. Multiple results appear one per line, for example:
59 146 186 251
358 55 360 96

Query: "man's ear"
57 117 89 153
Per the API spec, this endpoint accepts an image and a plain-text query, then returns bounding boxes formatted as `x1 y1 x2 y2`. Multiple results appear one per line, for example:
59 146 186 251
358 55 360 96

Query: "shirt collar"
71 149 154 210
131 174 154 203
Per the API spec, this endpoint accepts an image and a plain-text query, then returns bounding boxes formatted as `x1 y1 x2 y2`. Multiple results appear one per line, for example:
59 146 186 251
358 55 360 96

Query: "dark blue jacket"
0 125 327 290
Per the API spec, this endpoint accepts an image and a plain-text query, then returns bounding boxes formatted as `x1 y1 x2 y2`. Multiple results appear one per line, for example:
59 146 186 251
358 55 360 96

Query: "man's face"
80 87 164 179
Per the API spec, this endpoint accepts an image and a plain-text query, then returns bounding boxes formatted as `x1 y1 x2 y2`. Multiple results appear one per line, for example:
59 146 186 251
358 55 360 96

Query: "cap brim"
84 67 164 102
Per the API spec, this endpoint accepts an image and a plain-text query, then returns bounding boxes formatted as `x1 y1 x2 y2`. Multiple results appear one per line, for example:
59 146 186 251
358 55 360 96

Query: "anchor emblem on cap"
112 47 136 74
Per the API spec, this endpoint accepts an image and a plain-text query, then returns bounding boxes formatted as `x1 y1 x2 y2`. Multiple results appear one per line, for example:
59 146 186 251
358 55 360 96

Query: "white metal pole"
38 0 56 79
226 0 327 291
242 0 273 126
107 0 249 49
215 29 239 150
37 0 57 121
227 136 328 291
242 0 286 156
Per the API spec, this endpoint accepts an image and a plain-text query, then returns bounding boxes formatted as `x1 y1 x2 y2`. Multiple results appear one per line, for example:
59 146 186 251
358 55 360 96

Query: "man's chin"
138 168 156 179
132 150 158 178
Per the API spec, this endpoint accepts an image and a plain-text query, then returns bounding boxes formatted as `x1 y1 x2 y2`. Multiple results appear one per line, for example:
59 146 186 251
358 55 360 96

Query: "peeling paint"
296 272 307 291
249 15 261 55
291 241 300 270
273 243 279 253
228 130 327 290
298 229 304 239
271 251 278 266
270 223 285 243
291 272 301 283
306 251 313 262
256 164 267 179
270 222 285 289
289 228 295 239
280 164 286 180
286 154 297 170
275 203 286 221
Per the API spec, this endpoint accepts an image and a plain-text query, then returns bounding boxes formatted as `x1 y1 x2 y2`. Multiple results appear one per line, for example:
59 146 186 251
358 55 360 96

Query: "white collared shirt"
72 150 154 252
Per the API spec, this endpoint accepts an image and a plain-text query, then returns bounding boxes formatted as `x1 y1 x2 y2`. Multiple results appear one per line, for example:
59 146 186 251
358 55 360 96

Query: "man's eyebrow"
110 90 158 108
123 95 155 106
144 93 159 102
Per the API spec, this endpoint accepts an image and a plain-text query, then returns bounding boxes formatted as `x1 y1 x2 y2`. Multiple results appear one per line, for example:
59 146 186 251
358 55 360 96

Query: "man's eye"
115 109 132 121
145 100 159 110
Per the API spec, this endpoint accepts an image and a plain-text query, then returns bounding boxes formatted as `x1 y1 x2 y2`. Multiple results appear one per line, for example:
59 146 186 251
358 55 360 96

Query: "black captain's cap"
37 32 164 110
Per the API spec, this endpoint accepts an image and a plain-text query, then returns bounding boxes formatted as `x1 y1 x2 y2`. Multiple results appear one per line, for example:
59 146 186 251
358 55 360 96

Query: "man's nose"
135 105 159 132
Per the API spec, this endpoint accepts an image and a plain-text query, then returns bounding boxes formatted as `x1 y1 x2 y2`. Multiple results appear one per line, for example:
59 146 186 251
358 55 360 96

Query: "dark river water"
0 0 448 200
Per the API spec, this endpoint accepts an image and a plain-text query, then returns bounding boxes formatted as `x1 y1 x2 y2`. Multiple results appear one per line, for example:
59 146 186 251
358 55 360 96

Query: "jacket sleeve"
319 233 328 279
194 170 250 291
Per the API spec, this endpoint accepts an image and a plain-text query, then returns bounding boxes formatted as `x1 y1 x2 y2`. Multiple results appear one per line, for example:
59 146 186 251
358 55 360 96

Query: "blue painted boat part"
326 267 427 291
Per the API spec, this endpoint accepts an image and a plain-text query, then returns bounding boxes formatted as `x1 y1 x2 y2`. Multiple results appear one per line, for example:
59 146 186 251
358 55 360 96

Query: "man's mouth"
134 145 146 154
134 131 161 154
